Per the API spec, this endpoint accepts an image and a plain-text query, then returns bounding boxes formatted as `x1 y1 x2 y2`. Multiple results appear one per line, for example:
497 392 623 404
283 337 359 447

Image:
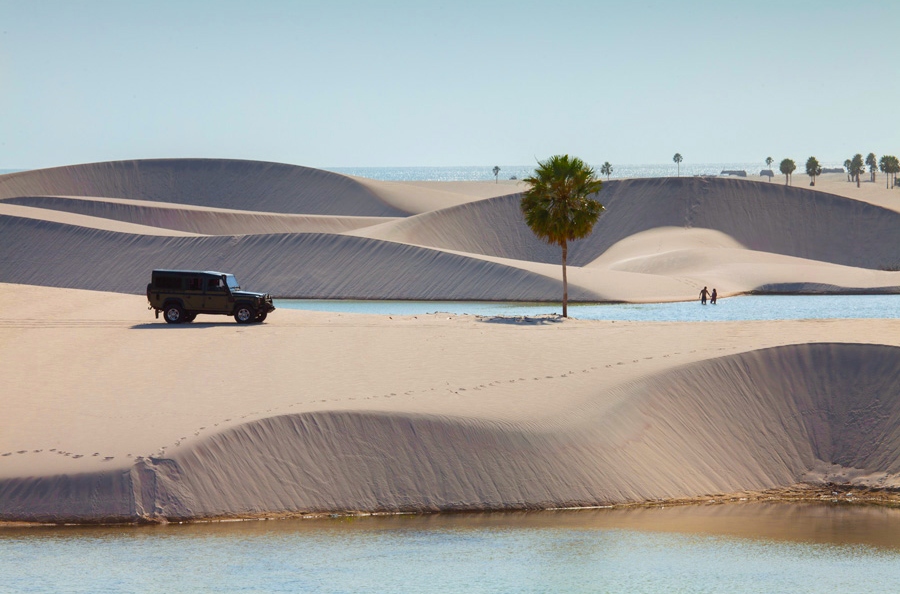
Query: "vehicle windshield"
224 275 240 291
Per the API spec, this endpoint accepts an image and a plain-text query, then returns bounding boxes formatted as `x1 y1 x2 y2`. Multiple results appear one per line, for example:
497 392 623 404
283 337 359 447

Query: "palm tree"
843 159 852 182
866 153 877 183
780 158 796 186
881 155 900 189
805 156 821 186
600 161 613 180
850 153 865 188
879 155 889 188
673 153 683 177
765 157 774 181
492 166 500 183
521 155 605 318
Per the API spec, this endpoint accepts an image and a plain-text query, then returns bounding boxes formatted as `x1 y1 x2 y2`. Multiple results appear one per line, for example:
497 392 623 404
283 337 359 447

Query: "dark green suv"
147 269 275 324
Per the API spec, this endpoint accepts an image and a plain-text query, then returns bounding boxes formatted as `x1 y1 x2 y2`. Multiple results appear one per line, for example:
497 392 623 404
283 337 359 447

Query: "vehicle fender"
162 298 186 311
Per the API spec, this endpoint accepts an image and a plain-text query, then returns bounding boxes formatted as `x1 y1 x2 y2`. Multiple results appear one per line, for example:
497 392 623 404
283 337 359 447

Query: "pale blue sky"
1 0 897 169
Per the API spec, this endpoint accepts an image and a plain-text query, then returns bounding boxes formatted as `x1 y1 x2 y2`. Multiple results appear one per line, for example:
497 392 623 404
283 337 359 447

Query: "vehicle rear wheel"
183 313 197 323
164 304 185 324
234 305 256 324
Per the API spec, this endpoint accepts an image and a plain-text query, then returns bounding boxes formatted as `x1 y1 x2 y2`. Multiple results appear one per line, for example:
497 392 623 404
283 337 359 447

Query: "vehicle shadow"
130 322 253 329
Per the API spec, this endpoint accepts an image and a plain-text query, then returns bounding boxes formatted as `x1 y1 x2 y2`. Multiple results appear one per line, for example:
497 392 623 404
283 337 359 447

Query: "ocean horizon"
1 161 847 183
325 161 847 182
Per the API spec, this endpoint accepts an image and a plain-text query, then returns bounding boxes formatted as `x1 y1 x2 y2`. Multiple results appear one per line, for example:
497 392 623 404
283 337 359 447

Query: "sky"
1 0 898 169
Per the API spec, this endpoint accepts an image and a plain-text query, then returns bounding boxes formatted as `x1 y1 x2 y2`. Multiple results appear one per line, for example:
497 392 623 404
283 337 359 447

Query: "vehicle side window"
207 278 226 292
188 277 202 291
154 276 182 290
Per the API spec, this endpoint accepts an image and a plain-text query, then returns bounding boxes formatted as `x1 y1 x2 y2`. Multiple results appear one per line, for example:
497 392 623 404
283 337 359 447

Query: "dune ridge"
3 342 899 523
0 215 591 299
0 159 410 217
2 195 397 235
3 159 900 301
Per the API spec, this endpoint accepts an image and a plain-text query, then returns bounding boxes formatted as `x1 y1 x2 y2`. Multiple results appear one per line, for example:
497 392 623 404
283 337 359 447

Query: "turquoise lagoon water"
4 505 900 593
276 294 900 322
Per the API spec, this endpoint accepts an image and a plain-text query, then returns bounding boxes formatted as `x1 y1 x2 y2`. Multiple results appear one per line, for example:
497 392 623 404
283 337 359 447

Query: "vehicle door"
182 275 206 312
204 275 231 313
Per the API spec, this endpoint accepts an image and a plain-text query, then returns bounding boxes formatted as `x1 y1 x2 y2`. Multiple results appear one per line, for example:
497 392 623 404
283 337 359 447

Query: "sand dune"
350 177 523 214
3 159 899 301
0 215 589 299
4 195 397 235
0 159 410 216
3 159 900 523
3 286 900 522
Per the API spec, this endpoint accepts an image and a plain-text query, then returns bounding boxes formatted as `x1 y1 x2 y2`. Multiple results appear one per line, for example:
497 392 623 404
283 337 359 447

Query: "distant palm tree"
843 159 853 182
866 153 877 183
492 165 500 183
600 161 613 180
521 155 605 318
780 158 796 186
673 153 683 177
881 155 900 189
850 153 865 188
765 157 774 181
805 156 822 186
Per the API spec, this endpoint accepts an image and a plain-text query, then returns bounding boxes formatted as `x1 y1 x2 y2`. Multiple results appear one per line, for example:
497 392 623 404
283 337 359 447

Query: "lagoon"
276 294 900 322
4 504 900 593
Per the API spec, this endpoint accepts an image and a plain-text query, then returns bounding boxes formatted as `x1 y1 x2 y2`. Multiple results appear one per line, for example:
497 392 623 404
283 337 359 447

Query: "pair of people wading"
700 286 717 305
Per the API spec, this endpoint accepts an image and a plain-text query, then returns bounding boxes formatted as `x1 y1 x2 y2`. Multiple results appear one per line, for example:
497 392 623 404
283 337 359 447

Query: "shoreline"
4 483 899 529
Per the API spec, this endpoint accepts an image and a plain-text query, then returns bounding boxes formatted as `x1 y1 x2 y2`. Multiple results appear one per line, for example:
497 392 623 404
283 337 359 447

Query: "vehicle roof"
151 269 232 276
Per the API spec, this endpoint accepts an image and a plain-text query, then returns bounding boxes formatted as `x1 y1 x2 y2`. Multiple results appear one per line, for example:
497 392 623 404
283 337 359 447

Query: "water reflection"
4 504 900 593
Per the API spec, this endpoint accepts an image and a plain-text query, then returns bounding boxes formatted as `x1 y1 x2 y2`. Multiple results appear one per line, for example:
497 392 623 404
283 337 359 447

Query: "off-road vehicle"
147 269 275 324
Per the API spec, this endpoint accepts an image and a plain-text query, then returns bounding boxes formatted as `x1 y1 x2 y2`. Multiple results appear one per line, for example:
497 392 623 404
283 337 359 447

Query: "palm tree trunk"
561 241 568 318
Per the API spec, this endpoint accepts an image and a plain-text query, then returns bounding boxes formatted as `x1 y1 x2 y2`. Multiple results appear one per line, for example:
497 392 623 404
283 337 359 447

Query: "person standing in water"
711 288 718 304
700 286 710 305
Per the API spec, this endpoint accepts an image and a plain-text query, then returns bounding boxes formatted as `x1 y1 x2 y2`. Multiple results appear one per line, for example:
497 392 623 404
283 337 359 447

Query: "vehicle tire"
234 304 256 324
164 304 185 324
254 311 268 323
183 313 197 323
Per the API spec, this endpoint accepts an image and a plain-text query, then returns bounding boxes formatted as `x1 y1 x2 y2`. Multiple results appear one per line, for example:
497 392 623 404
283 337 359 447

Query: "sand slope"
0 215 592 299
3 289 900 523
2 160 900 523
1 159 899 301
0 159 410 216
2 195 397 235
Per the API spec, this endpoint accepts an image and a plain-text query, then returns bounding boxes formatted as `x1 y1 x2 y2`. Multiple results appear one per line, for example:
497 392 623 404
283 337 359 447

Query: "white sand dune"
2 286 900 522
2 159 900 523
0 215 589 299
3 159 899 302
4 195 397 235
350 177 523 214
0 159 411 216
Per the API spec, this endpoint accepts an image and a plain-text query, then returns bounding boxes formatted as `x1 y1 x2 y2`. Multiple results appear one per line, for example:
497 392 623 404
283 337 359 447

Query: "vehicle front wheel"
164 304 185 324
254 311 268 323
234 305 256 324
